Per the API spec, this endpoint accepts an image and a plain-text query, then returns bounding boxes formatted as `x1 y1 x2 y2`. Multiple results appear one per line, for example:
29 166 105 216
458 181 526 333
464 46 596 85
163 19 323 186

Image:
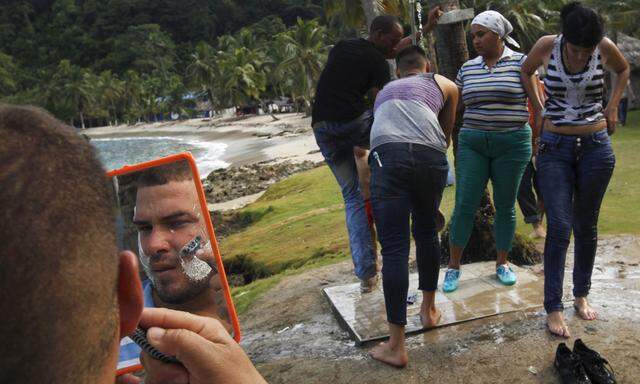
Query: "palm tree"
216 47 266 111
121 70 145 123
431 0 469 81
324 0 409 30
97 70 124 126
51 60 96 129
584 0 640 38
0 52 17 98
265 34 294 100
187 42 218 113
280 18 329 115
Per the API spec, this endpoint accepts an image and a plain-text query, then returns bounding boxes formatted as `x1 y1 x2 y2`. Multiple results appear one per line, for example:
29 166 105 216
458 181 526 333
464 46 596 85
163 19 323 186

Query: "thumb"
147 326 222 372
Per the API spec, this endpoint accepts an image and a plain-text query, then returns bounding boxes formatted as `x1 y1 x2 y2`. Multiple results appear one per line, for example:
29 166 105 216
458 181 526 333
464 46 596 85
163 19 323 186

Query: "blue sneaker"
443 268 461 293
496 264 517 286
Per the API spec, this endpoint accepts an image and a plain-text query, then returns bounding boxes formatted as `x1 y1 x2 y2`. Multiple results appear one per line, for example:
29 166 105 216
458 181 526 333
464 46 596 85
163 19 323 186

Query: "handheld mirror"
109 153 239 376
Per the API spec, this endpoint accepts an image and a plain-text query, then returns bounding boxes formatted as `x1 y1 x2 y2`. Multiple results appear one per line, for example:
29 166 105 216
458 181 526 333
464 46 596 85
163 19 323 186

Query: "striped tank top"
543 34 605 126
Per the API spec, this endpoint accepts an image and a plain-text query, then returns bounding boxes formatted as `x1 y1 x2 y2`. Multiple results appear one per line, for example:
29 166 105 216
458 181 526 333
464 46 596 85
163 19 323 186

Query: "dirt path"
240 236 640 383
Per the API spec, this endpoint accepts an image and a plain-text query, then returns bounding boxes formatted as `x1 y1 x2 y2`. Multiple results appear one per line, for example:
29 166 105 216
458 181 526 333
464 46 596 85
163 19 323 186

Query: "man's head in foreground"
369 15 404 57
132 162 218 306
0 104 143 383
395 45 430 78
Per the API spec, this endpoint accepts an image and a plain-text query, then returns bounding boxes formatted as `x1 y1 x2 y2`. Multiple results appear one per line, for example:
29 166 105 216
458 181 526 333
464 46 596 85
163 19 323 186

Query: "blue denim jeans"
370 143 448 325
313 112 376 280
536 129 615 313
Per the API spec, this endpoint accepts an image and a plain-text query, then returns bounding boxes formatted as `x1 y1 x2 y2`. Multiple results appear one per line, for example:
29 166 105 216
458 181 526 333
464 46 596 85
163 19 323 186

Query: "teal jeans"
450 127 532 252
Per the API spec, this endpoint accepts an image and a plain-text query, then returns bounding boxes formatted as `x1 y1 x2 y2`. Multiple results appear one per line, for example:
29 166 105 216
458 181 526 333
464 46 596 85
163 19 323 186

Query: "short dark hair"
370 15 402 35
0 104 119 383
561 2 604 47
396 45 429 72
134 160 192 188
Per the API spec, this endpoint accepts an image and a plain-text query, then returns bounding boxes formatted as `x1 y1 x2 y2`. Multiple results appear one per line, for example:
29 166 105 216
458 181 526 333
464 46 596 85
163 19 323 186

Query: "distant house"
617 33 640 109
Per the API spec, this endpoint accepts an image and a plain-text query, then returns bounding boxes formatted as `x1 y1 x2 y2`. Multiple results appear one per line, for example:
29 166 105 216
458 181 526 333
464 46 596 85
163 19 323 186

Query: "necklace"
553 35 600 118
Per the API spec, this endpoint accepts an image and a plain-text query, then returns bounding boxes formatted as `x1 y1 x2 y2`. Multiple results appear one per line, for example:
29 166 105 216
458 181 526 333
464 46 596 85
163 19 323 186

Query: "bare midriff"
543 118 607 135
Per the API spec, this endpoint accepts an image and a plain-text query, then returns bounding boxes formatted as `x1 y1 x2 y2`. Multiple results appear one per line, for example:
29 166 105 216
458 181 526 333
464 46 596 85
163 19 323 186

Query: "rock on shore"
203 160 322 204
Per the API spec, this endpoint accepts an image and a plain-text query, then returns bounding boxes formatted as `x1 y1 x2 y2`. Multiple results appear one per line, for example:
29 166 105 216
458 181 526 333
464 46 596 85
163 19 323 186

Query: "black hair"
395 45 429 72
370 15 402 34
561 2 604 47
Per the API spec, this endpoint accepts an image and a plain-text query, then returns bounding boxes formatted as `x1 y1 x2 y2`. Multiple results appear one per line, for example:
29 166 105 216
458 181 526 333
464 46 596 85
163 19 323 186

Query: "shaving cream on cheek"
179 235 212 282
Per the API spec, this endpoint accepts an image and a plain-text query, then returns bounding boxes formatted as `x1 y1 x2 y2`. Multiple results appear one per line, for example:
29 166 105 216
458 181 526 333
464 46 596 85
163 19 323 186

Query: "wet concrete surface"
323 262 544 344
240 236 640 383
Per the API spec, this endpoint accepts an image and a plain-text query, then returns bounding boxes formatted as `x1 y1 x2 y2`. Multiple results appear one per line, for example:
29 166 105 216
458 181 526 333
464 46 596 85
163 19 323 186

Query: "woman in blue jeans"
522 2 630 337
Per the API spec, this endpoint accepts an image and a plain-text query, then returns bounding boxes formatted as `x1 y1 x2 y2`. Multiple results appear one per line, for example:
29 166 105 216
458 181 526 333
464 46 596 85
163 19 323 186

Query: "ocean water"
91 136 229 176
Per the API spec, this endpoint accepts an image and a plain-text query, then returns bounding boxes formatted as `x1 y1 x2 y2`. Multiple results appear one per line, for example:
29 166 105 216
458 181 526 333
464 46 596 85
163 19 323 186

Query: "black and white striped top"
543 34 605 126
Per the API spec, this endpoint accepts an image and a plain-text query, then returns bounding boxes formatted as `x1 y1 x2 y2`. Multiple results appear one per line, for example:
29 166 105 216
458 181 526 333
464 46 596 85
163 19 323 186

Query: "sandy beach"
84 113 323 167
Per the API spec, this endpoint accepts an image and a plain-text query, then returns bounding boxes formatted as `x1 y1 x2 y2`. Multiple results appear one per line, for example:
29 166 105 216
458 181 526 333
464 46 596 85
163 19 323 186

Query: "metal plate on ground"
322 262 544 345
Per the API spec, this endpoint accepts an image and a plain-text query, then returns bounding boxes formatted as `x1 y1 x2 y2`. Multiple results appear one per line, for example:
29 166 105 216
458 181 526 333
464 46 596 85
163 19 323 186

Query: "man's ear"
117 250 143 338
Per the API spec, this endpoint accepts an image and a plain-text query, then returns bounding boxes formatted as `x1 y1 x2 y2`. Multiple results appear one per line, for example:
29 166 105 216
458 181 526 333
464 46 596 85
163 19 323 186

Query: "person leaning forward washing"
521 1 630 339
443 10 534 293
311 11 441 293
367 46 458 368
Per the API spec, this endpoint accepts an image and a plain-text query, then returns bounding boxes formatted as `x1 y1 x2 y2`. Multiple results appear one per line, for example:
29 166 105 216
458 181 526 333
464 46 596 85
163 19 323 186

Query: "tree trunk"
79 111 86 130
361 0 381 30
111 101 118 126
430 0 469 81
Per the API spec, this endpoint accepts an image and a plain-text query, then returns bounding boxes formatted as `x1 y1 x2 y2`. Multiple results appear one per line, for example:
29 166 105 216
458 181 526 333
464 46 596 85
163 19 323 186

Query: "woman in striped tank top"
521 2 630 338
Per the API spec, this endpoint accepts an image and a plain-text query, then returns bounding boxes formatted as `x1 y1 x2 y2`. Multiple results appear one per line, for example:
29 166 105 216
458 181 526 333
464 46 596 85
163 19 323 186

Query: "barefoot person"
521 2 630 338
368 46 458 367
444 11 534 293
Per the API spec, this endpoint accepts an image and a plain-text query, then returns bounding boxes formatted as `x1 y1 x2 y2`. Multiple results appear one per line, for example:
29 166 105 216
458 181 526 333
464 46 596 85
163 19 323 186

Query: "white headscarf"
471 10 520 49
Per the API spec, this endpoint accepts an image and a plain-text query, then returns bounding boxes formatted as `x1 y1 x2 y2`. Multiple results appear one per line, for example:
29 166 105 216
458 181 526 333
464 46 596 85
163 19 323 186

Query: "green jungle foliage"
1 0 637 127
0 0 327 126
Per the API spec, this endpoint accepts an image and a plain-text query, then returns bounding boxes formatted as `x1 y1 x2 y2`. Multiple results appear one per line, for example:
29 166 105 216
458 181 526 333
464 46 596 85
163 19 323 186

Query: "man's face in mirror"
133 179 216 304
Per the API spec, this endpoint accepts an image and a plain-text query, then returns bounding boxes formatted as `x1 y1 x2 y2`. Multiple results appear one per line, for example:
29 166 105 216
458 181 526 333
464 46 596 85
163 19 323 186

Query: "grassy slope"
222 111 640 314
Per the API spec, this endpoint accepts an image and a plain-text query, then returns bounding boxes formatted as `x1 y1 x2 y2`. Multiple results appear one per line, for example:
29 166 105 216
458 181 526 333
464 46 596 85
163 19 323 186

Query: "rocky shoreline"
203 160 322 204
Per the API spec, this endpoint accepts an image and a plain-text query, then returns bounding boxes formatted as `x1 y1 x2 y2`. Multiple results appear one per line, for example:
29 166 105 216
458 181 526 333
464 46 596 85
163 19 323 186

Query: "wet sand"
83 113 322 167
240 235 640 383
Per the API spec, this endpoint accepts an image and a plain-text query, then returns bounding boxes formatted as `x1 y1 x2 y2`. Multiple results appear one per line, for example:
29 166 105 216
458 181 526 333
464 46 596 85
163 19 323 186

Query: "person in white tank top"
521 2 630 341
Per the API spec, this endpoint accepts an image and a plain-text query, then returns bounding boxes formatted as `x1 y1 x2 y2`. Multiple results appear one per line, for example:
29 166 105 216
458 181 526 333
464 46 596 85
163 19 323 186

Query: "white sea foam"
188 138 229 175
93 135 229 176
91 136 184 142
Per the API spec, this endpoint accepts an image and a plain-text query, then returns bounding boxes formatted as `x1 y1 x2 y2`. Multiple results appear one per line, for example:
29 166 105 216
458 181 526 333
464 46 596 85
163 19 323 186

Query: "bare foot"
531 222 546 239
547 311 571 338
370 342 408 368
420 307 442 329
574 297 597 320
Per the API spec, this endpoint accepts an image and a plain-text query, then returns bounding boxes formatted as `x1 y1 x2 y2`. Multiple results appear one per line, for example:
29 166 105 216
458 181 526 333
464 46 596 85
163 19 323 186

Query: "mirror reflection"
112 158 233 373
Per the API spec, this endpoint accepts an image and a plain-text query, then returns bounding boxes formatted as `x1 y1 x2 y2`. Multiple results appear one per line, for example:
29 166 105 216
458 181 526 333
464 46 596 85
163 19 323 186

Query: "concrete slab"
323 262 545 345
